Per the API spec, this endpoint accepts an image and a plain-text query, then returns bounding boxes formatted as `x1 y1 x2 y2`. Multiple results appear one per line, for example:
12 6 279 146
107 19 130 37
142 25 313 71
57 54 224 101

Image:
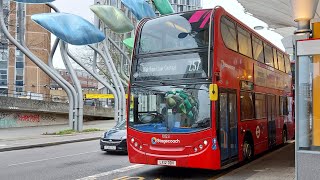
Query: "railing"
0 90 114 108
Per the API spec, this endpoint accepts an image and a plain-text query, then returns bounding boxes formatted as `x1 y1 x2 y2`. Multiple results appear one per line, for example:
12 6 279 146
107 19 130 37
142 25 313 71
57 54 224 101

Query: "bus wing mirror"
209 84 218 101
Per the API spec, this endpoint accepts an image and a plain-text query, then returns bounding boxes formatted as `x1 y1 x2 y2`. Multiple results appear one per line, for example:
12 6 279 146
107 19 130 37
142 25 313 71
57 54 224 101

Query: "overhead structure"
32 13 106 131
238 0 320 36
152 0 175 15
4 0 80 131
121 0 156 20
91 4 138 124
123 37 134 50
90 5 134 33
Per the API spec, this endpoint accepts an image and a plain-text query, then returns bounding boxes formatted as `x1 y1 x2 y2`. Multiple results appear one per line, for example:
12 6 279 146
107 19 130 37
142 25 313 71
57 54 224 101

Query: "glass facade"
15 4 25 94
297 55 320 151
0 0 9 92
168 0 202 12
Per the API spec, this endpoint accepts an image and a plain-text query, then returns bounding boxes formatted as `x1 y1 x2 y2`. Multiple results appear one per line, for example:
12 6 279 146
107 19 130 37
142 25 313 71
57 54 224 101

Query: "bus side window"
220 16 237 52
252 36 264 63
284 97 289 115
273 48 279 69
276 95 279 116
284 56 291 74
255 93 266 119
237 26 252 58
278 52 285 72
264 43 274 67
240 91 254 120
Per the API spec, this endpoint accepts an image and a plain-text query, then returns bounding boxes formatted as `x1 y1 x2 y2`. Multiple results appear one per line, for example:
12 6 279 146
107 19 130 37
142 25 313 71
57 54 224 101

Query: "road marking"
0 144 7 147
76 164 144 180
8 150 100 167
113 176 145 180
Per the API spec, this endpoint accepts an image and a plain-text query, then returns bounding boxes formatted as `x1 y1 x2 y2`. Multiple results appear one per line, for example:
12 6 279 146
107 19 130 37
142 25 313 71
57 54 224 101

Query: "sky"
51 0 284 69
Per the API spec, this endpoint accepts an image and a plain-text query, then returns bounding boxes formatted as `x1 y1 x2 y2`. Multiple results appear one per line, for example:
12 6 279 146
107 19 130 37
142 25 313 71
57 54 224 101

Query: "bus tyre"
243 140 253 161
282 129 287 144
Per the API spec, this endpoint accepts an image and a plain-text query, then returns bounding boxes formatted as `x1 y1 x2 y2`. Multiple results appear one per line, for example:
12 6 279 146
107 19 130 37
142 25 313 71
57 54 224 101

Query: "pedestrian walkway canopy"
238 0 320 37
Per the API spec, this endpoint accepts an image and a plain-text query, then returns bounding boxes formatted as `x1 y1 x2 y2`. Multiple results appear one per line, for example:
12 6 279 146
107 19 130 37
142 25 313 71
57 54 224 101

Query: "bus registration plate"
157 160 176 166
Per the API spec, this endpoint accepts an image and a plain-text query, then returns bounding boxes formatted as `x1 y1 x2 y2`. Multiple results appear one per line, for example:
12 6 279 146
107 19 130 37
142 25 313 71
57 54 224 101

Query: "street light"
31 12 106 131
9 0 78 129
90 5 138 124
1 0 78 130
121 0 156 20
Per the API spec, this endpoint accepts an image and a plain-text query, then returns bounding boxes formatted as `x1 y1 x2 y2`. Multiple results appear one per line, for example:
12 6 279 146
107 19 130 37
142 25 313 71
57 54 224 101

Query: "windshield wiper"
159 81 208 91
131 83 166 94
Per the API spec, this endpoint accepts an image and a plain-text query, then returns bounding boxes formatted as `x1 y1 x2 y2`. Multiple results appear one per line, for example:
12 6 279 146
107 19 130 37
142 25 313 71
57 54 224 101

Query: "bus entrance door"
218 90 238 165
267 95 276 148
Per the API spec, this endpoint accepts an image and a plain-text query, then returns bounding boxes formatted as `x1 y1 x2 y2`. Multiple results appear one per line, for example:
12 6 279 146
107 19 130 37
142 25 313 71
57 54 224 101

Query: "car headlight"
101 133 105 138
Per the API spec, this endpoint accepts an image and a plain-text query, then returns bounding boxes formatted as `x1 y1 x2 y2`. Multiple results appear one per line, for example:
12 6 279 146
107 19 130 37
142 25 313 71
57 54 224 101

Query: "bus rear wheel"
243 140 253 161
282 129 287 144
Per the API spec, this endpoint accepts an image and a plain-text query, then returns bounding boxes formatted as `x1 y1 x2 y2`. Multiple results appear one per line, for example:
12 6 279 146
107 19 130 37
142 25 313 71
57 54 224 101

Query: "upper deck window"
138 10 211 54
252 36 264 63
285 56 291 74
278 52 285 72
273 48 279 69
237 26 252 58
220 16 237 51
264 43 274 67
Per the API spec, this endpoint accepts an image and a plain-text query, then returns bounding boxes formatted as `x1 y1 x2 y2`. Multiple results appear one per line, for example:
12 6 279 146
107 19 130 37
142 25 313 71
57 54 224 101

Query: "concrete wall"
0 97 114 128
0 112 66 128
297 151 320 179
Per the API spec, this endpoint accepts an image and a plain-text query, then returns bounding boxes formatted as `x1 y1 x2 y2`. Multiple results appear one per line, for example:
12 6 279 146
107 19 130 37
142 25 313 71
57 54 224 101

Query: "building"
51 69 98 90
50 69 99 102
168 0 202 13
0 1 51 97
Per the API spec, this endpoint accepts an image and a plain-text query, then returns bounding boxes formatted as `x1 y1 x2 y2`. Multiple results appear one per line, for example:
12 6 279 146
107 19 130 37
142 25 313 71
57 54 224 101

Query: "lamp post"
291 0 320 178
31 12 106 130
0 0 78 130
90 4 137 124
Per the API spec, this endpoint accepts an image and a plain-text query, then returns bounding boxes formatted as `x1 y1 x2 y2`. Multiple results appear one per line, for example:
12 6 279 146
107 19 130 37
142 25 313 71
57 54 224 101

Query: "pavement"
0 120 116 152
217 141 295 180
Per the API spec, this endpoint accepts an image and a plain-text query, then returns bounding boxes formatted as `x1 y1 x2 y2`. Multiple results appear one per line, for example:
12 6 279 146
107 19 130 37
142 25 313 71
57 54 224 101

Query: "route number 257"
188 60 201 72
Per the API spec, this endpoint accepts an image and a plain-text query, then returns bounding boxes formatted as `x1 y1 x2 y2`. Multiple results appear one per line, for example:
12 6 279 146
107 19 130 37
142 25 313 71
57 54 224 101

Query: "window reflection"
138 10 211 54
129 84 211 133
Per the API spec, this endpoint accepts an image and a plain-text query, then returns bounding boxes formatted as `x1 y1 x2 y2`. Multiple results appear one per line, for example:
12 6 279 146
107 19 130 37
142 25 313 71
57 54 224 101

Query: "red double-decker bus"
127 7 294 169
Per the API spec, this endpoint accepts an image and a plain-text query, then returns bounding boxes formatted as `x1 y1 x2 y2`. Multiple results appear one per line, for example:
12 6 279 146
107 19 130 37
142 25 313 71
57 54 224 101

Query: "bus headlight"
131 138 135 143
194 147 198 152
204 140 208 146
199 144 203 150
134 142 138 147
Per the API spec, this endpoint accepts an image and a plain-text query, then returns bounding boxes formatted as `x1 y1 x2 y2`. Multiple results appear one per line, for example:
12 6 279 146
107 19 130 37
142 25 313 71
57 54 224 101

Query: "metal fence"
0 90 113 108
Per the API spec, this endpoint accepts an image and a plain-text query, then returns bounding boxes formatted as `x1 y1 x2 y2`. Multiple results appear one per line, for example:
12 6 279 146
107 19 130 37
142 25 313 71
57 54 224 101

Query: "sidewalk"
217 141 295 180
0 120 116 152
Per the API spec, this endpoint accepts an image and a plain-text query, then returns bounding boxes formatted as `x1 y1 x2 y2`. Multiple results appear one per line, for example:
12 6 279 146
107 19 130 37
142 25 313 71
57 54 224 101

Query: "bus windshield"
138 10 212 54
129 83 211 133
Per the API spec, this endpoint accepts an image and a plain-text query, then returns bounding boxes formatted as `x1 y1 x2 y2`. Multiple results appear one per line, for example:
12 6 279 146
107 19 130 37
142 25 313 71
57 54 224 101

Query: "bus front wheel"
243 140 253 161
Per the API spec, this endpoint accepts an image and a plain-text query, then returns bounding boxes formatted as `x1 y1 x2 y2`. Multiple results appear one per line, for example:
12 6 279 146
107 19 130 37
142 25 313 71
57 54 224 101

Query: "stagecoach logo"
221 60 236 71
151 137 180 144
256 126 261 139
